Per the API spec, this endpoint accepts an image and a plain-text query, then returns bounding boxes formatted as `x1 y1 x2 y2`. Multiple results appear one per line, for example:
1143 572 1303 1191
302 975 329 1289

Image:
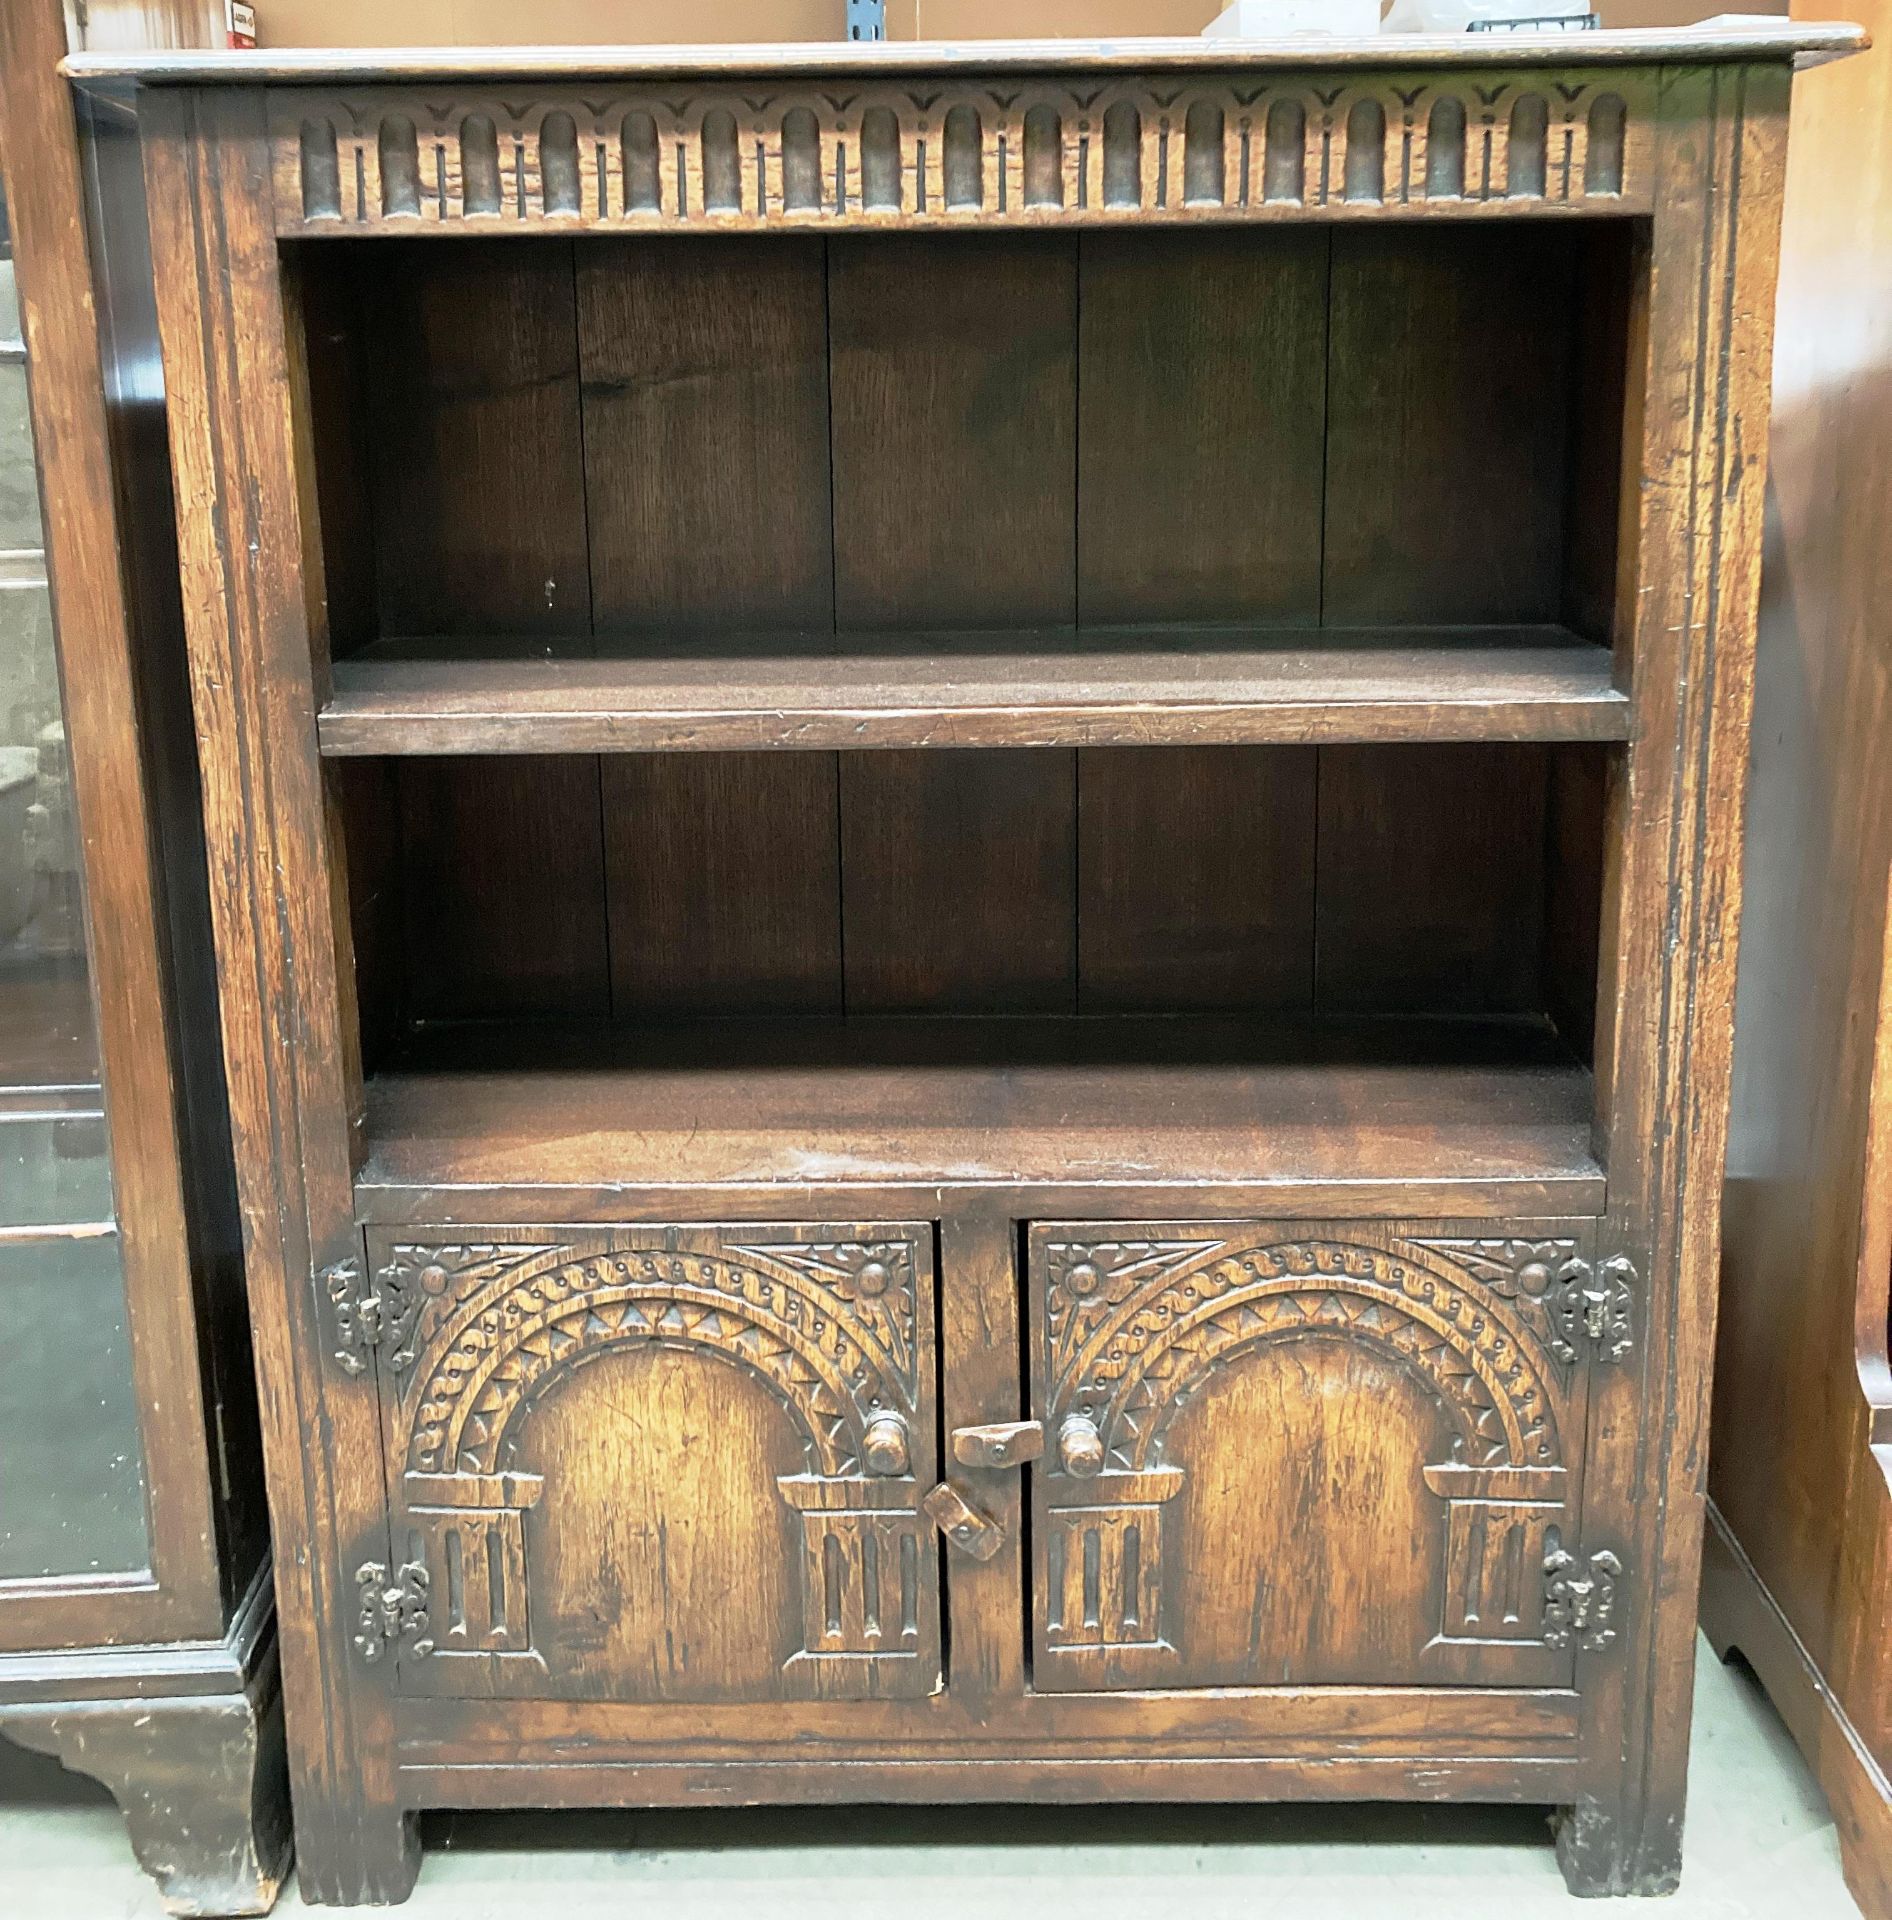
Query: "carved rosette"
1037 1230 1576 1669
380 1231 931 1693
269 70 1649 239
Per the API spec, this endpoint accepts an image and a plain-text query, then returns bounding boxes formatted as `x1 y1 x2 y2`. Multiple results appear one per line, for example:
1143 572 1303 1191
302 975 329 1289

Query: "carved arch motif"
1045 1236 1561 1471
270 69 1649 236
399 1239 920 1479
1035 1226 1584 1677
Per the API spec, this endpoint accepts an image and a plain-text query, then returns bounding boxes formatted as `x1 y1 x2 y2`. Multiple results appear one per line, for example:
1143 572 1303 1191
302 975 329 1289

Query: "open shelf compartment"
298 219 1637 753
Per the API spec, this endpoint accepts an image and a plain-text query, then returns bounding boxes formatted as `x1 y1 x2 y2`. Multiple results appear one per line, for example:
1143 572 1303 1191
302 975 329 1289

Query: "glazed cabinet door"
1027 1221 1608 1692
360 1224 940 1703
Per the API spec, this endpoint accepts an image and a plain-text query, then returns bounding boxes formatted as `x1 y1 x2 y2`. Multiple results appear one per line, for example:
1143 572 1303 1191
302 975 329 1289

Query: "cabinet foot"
1553 1797 1683 1898
293 1805 420 1909
2 1661 291 1916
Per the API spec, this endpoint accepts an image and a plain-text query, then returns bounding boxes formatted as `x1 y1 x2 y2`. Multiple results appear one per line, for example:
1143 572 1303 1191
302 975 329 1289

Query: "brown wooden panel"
1322 227 1576 626
1165 1342 1454 1683
293 248 379 657
841 751 1075 1014
828 233 1076 630
1028 1222 1584 1693
1561 224 1637 648
329 758 404 1078
1077 747 1315 1013
1315 744 1548 1016
601 753 842 1016
398 757 608 1021
1077 228 1327 627
360 241 605 1027
513 1345 809 1700
369 1223 941 1704
1544 744 1608 1063
364 239 591 637
829 237 1077 1016
578 237 833 631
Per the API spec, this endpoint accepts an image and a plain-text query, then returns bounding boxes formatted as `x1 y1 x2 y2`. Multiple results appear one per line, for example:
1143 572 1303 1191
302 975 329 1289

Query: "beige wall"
252 0 1772 45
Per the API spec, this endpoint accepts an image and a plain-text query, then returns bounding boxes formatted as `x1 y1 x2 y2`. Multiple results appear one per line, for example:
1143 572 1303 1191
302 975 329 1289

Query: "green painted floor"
0 1636 1860 1918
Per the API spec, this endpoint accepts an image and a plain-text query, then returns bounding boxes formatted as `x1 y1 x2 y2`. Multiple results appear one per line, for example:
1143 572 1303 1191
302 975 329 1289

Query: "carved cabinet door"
356 1224 941 1704
1027 1220 1616 1692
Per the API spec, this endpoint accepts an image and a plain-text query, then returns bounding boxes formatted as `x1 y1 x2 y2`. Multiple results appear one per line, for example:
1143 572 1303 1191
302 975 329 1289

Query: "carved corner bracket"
352 1559 434 1664
1543 1527 1625 1652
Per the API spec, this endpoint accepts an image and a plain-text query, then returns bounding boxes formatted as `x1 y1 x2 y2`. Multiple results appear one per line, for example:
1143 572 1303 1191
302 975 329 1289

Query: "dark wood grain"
578 237 832 631
1557 62 1794 1898
828 233 1075 630
316 627 1631 754
1323 226 1576 627
1078 747 1316 1013
399 757 608 1022
840 750 1075 1014
365 240 591 638
1078 228 1327 627
601 752 842 1015
1315 744 1549 1017
141 83 417 1903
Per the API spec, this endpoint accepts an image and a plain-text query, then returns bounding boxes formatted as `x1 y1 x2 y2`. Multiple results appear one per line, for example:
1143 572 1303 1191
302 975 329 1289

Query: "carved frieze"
267 70 1650 238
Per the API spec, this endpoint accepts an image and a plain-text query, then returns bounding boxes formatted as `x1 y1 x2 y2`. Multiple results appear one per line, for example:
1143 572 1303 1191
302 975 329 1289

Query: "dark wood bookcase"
72 23 1855 1905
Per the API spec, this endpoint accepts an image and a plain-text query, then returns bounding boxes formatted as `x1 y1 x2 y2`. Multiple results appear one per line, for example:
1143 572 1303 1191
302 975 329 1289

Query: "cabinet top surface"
63 23 1866 86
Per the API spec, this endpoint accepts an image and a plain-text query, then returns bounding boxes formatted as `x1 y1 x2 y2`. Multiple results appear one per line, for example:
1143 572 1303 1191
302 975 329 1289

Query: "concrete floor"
0 1636 1859 1918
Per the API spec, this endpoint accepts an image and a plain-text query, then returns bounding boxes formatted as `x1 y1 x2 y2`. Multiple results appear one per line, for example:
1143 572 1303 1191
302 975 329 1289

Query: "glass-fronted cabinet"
0 196 152 1587
0 2 288 1912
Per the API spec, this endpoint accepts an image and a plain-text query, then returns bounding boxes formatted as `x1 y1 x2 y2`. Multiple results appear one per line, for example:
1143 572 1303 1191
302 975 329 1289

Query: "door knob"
951 1419 1044 1469
922 1481 1006 1560
1058 1413 1105 1477
861 1412 910 1475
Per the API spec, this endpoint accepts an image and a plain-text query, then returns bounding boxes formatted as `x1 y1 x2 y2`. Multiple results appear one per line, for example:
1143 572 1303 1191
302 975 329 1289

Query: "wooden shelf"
354 1015 1605 1224
317 627 1630 756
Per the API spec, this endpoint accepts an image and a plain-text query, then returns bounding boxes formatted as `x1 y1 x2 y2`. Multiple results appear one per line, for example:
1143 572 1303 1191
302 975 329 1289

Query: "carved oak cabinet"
69 21 1857 1905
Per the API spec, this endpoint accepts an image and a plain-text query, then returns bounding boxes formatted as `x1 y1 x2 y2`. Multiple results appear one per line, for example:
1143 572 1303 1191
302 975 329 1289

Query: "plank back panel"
579 236 833 631
602 752 843 1016
828 233 1077 632
1315 743 1550 1017
366 238 592 637
1078 747 1317 1014
1322 227 1577 626
841 750 1076 1015
830 234 1078 1012
1077 227 1328 627
400 756 610 1022
1073 230 1327 1015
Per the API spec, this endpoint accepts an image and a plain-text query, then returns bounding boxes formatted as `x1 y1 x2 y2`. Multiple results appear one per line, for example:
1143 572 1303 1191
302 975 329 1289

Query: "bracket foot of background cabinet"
0 1571 291 1918
1699 1504 1892 1920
